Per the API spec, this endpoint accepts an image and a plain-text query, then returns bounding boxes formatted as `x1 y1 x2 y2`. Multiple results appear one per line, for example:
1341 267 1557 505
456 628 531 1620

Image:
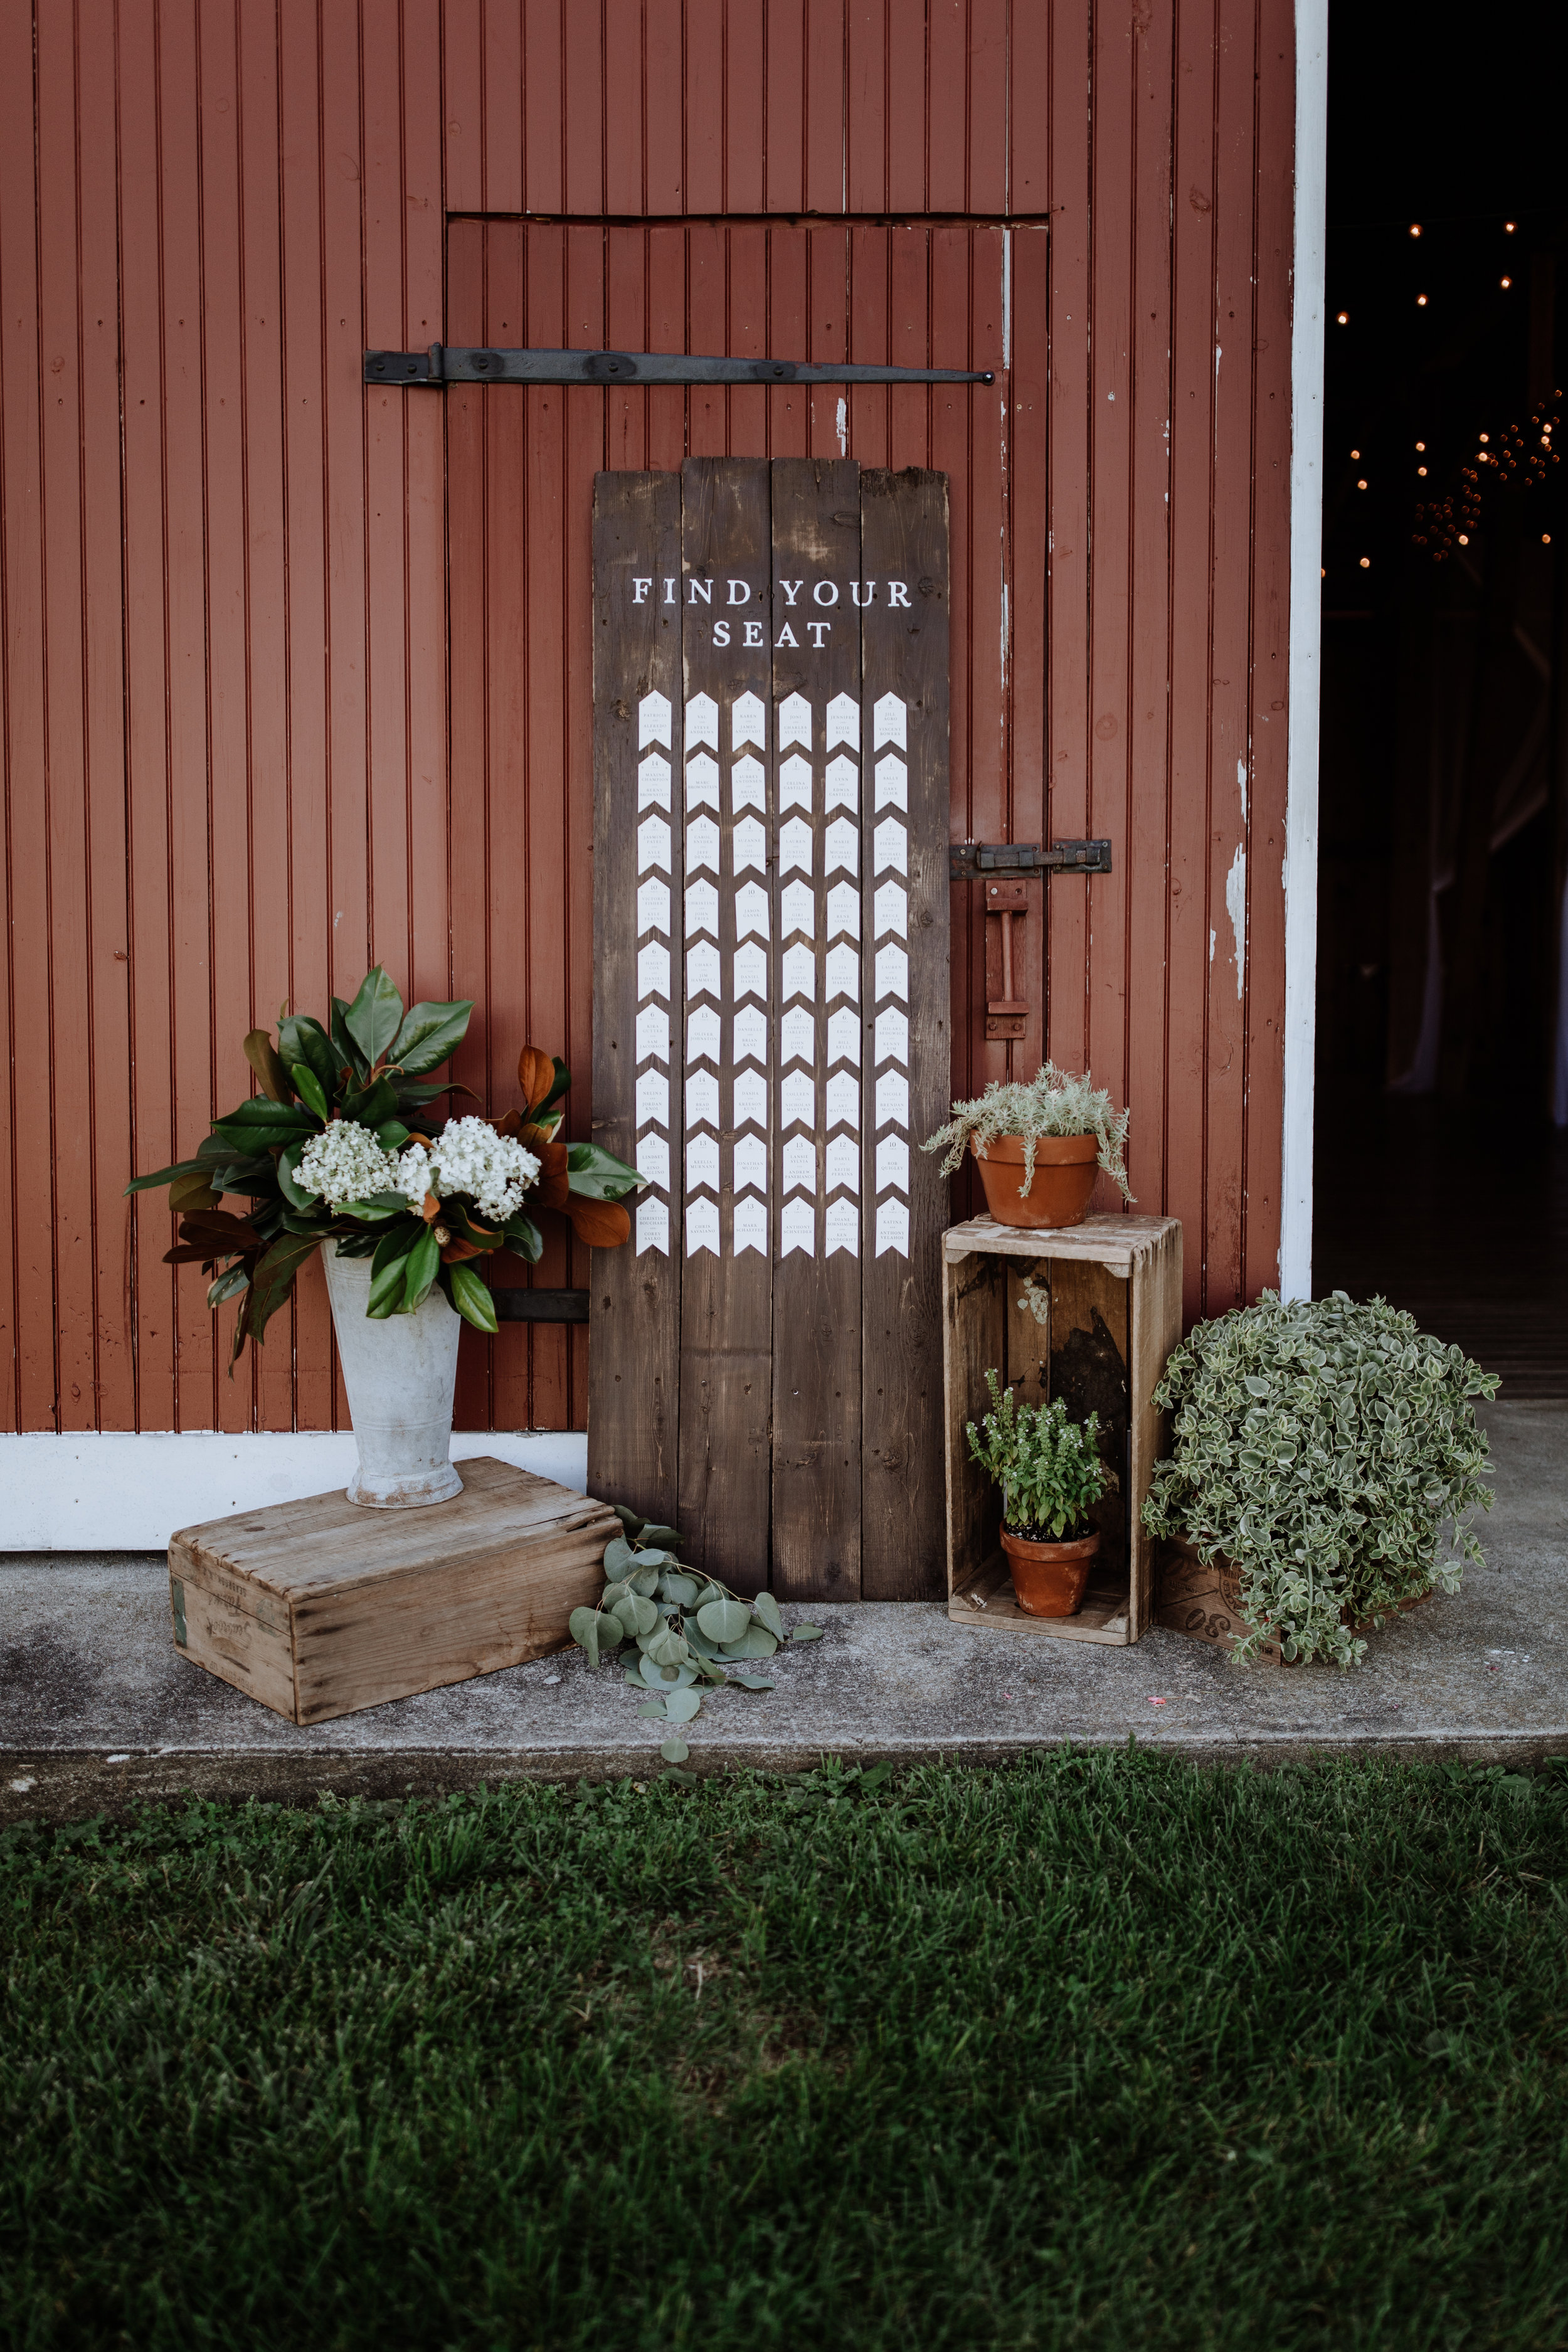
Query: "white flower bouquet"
126 967 642 1366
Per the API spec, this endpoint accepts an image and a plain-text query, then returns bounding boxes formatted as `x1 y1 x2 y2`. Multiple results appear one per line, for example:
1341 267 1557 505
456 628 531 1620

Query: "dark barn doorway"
1313 4 1568 1395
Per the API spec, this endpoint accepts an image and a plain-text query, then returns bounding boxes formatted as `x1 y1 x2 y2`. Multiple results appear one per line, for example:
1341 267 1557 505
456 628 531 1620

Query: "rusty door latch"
948 839 1113 1044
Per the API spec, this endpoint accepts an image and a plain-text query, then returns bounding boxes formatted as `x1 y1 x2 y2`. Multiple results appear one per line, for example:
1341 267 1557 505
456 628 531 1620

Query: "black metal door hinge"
365 342 993 389
949 839 1113 881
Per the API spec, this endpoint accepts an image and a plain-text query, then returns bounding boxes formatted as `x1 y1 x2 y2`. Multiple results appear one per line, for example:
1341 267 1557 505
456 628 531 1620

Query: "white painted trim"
0 1431 590 1552
1280 0 1329 1301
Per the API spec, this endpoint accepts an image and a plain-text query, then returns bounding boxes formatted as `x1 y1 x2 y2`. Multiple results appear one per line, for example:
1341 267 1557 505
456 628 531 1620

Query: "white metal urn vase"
322 1248 463 1508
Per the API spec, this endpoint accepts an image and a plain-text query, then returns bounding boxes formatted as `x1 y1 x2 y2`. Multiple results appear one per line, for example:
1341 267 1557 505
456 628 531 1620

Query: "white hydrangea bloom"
390 1141 437 1211
425 1116 541 1222
296 1121 403 1210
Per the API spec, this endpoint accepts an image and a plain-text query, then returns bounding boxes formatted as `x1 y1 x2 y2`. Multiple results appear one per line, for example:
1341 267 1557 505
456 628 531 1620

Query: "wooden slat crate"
943 1214 1184 1645
168 1457 618 1724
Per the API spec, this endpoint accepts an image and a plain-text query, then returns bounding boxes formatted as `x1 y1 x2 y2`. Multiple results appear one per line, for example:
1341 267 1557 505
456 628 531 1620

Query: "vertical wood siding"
0 0 1295 1433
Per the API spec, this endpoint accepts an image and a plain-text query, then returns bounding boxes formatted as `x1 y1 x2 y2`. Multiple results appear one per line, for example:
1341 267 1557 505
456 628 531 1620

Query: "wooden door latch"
949 840 1113 1042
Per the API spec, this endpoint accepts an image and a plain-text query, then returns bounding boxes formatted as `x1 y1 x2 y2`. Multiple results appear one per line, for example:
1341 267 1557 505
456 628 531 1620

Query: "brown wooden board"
169 1457 620 1723
1043 1256 1131 1587
590 462 951 1602
677 458 773 1593
768 457 864 1602
587 471 683 1524
860 469 951 1599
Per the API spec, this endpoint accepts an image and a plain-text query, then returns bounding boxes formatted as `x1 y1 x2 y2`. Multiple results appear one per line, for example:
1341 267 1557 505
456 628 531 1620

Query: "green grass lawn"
3 1752 1566 2352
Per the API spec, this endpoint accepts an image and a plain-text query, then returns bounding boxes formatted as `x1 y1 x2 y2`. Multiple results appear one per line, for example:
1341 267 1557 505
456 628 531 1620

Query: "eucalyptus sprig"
568 1505 820 1762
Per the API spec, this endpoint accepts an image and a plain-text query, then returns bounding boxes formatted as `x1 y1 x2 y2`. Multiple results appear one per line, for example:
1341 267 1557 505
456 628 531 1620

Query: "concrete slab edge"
6 1730 1567 1825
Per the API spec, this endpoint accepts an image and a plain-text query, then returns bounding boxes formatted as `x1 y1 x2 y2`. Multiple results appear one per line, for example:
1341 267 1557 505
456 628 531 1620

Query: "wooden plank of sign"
770 455 864 1602
676 457 773 1595
586 469 683 1525
860 467 952 1599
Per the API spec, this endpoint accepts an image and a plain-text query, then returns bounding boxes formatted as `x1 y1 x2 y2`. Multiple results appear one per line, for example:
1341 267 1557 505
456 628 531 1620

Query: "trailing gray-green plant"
1141 1290 1500 1666
568 1507 820 1761
965 1370 1115 1539
921 1061 1133 1201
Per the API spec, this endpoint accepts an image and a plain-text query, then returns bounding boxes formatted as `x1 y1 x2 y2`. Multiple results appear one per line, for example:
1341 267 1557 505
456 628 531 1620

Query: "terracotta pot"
1001 1525 1101 1617
971 1132 1099 1230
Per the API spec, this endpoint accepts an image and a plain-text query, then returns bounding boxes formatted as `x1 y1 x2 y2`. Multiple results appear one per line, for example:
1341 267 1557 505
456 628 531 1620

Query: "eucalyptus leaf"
611 1503 647 1537
696 1597 751 1645
637 1699 669 1720
719 1623 779 1660
568 1606 602 1668
637 1524 681 1547
658 1570 699 1605
729 1673 775 1691
632 1549 671 1571
603 1535 637 1577
639 1655 697 1690
662 1688 701 1725
631 1570 660 1598
646 1626 689 1670
659 1737 691 1764
752 1591 785 1640
790 1624 824 1643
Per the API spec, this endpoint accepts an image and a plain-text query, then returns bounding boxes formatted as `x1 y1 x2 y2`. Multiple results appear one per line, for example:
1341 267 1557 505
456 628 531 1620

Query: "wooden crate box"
169 1456 619 1725
943 1214 1183 1645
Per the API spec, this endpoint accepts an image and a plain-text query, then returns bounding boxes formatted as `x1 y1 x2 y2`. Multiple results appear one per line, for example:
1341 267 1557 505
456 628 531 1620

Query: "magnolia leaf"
343 965 405 1068
205 1264 250 1309
125 1156 208 1198
502 1212 544 1264
662 1688 701 1725
719 1623 779 1660
278 1014 339 1096
790 1624 824 1643
290 1063 331 1124
565 1140 645 1200
729 1673 775 1691
401 1226 440 1311
388 999 474 1078
752 1591 785 1640
446 1261 499 1333
366 1251 413 1318
611 1503 647 1537
239 1233 321 1348
567 1196 632 1249
517 1044 556 1115
697 1597 751 1646
243 1030 294 1104
659 1736 691 1763
168 1168 220 1214
275 1143 314 1212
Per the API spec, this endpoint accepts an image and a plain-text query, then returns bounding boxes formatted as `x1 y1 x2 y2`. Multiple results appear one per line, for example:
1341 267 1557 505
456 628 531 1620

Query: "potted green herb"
1142 1290 1500 1665
921 1062 1133 1231
965 1370 1116 1616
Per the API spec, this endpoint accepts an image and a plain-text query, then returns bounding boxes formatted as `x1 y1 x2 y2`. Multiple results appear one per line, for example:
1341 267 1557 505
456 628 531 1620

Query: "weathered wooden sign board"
587 458 951 1604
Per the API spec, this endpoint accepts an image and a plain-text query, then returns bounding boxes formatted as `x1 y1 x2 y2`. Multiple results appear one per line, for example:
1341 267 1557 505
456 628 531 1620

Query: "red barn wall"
0 0 1296 1437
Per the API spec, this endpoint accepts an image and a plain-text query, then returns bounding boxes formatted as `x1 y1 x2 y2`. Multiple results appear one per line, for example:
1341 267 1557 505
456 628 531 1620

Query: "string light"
1359 556 1370 568
1544 534 1552 546
1357 478 1368 490
1417 465 1427 476
1409 223 1422 236
1415 441 1425 451
1505 221 1516 232
1501 277 1512 289
1480 433 1490 443
1417 294 1428 307
1337 312 1348 324
1350 448 1360 459
1458 534 1469 544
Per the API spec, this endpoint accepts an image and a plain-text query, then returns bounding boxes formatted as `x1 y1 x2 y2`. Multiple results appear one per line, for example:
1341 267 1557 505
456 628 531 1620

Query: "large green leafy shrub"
1141 1291 1499 1665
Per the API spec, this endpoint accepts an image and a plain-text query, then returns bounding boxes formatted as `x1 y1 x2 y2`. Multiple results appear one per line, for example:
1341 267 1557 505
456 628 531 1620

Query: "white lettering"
688 579 713 605
807 621 832 647
775 622 800 647
726 580 751 605
778 580 803 605
632 578 652 603
887 581 911 608
712 620 731 646
743 620 764 646
664 578 677 603
813 580 839 606
850 581 875 606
